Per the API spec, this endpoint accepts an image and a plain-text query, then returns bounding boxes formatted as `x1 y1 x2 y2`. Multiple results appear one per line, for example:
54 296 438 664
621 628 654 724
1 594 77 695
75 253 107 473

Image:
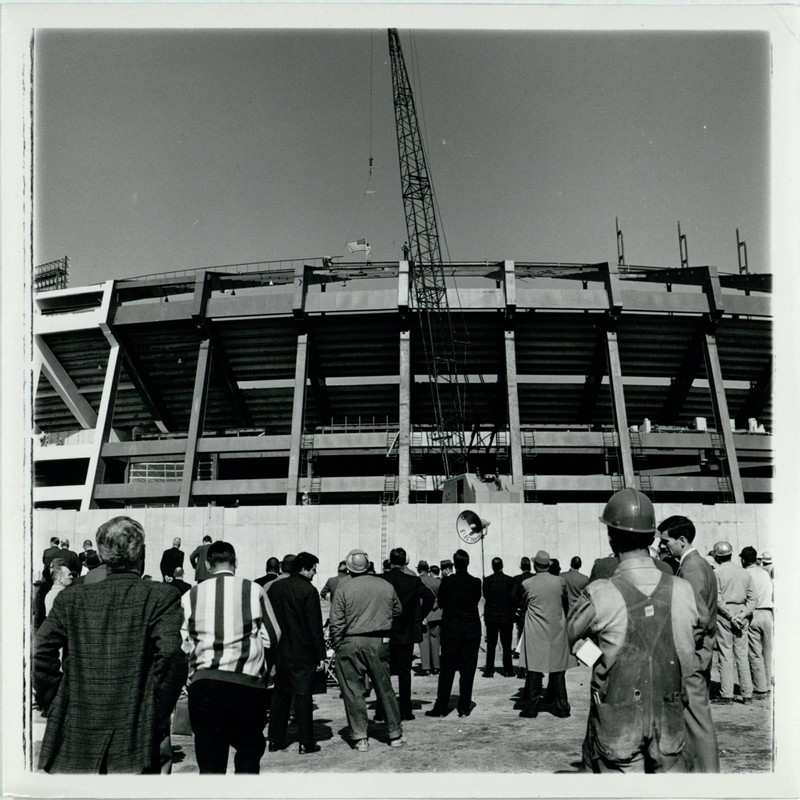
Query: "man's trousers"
522 670 569 714
682 667 720 772
484 620 513 675
188 679 269 773
716 617 753 699
748 609 773 692
432 634 480 716
268 687 314 747
334 636 402 742
419 623 440 672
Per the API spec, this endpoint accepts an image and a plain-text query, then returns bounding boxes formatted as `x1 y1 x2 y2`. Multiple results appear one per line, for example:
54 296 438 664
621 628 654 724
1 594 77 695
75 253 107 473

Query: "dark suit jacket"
58 548 81 576
168 578 192 596
255 572 279 588
159 547 185 580
189 544 211 582
482 571 518 623
382 568 435 644
513 570 533 585
561 568 589 611
678 549 717 667
268 573 326 695
42 545 62 581
33 571 187 773
438 570 482 639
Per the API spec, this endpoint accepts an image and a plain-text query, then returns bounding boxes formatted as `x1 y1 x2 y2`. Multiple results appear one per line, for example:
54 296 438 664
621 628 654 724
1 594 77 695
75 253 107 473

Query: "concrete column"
398 328 411 503
179 339 212 507
285 333 309 505
504 330 524 491
80 344 122 510
703 331 745 503
604 328 635 489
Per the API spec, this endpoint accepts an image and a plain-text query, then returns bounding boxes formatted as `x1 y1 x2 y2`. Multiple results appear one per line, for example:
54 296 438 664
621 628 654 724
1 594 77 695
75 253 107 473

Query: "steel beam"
604 326 635 487
398 328 411 503
659 328 705 425
80 344 122 510
179 339 213 507
285 333 309 505
36 335 98 430
702 331 745 502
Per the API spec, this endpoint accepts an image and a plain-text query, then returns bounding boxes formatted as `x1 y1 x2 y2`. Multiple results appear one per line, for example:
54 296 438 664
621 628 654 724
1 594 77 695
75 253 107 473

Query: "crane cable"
344 31 377 249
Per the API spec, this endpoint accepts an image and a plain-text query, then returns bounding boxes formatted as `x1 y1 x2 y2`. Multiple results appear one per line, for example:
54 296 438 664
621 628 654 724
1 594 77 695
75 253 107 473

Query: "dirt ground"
33 660 772 774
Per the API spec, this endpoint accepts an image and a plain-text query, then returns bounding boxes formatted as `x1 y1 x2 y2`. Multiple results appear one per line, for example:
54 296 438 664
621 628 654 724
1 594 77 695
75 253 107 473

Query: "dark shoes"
418 670 430 676
457 709 472 718
741 697 754 706
268 741 286 752
430 669 440 675
482 672 494 678
425 708 447 718
401 713 416 721
519 703 539 718
298 743 321 754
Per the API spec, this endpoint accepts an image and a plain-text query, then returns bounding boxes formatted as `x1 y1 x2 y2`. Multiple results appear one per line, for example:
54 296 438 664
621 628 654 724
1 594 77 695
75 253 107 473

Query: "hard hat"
710 541 733 558
760 550 773 565
599 488 656 534
345 548 370 574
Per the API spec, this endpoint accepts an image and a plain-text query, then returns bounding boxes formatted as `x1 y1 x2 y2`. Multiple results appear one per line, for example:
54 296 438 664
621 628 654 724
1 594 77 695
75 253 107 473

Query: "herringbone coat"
34 572 187 773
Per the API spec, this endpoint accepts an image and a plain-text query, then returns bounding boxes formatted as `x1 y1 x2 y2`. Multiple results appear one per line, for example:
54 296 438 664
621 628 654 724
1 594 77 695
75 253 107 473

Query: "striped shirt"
181 570 281 688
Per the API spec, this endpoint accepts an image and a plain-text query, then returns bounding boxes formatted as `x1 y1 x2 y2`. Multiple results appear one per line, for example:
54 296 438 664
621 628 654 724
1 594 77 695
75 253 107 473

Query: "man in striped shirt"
181 541 281 773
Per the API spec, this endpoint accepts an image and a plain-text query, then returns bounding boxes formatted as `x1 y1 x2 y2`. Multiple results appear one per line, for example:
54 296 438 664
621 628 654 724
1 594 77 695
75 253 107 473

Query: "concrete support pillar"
504 330 524 491
703 331 745 503
179 339 212 507
286 333 309 505
80 344 122 510
604 327 635 488
398 328 411 504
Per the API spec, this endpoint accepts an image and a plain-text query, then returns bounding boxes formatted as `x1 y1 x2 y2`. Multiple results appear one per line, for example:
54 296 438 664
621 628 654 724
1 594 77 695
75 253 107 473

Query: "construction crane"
387 28 469 479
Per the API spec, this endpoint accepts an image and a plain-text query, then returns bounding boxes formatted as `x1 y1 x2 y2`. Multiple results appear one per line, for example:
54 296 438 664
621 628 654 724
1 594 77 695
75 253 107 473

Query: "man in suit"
417 560 442 676
266 554 295 592
589 548 673 583
482 557 517 678
518 550 571 718
267 551 327 755
426 549 482 718
561 556 589 613
377 547 435 720
189 535 213 583
658 515 719 772
166 567 192 597
512 557 533 651
42 537 62 582
79 539 98 573
440 559 454 578
57 539 81 576
34 516 187 773
159 537 184 581
255 556 281 588
320 560 349 600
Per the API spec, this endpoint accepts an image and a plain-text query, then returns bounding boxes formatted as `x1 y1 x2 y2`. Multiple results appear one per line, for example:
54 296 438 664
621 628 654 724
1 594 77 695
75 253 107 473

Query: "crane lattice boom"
388 28 469 478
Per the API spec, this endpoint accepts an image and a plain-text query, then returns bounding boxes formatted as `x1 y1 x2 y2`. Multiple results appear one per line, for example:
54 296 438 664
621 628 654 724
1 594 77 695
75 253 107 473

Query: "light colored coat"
519 571 570 673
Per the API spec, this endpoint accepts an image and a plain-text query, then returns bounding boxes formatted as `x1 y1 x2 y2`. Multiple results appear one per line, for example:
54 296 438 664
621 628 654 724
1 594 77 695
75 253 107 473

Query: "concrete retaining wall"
34 503 774 587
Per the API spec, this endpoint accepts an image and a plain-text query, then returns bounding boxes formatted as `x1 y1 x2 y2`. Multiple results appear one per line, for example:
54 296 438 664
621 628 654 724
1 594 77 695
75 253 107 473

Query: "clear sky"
34 28 770 287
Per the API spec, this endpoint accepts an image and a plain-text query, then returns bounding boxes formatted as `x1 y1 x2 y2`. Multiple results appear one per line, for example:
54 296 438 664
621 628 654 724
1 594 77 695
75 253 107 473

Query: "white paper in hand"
573 638 602 668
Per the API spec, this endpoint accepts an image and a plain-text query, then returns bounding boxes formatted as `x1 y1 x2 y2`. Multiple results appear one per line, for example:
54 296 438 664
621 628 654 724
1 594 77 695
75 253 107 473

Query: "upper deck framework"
32 259 771 509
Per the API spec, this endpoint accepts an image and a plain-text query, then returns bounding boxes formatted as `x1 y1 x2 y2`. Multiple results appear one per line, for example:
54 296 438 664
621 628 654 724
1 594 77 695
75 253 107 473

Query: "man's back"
382 569 434 644
482 572 517 622
715 561 755 608
561 568 589 609
678 550 717 630
34 573 188 772
438 570 482 638
328 575 401 645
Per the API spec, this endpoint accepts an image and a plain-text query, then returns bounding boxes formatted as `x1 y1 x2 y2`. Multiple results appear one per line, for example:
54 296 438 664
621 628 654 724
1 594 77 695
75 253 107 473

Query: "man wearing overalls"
568 489 707 773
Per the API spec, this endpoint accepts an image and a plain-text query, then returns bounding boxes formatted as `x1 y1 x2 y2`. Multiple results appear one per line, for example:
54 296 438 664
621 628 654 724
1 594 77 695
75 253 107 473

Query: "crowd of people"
32 488 774 774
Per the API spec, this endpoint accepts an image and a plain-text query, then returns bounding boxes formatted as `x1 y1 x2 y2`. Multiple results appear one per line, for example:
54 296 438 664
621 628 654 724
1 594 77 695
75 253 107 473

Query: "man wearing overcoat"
426 549 482 718
518 550 571 717
34 516 187 773
267 551 327 754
